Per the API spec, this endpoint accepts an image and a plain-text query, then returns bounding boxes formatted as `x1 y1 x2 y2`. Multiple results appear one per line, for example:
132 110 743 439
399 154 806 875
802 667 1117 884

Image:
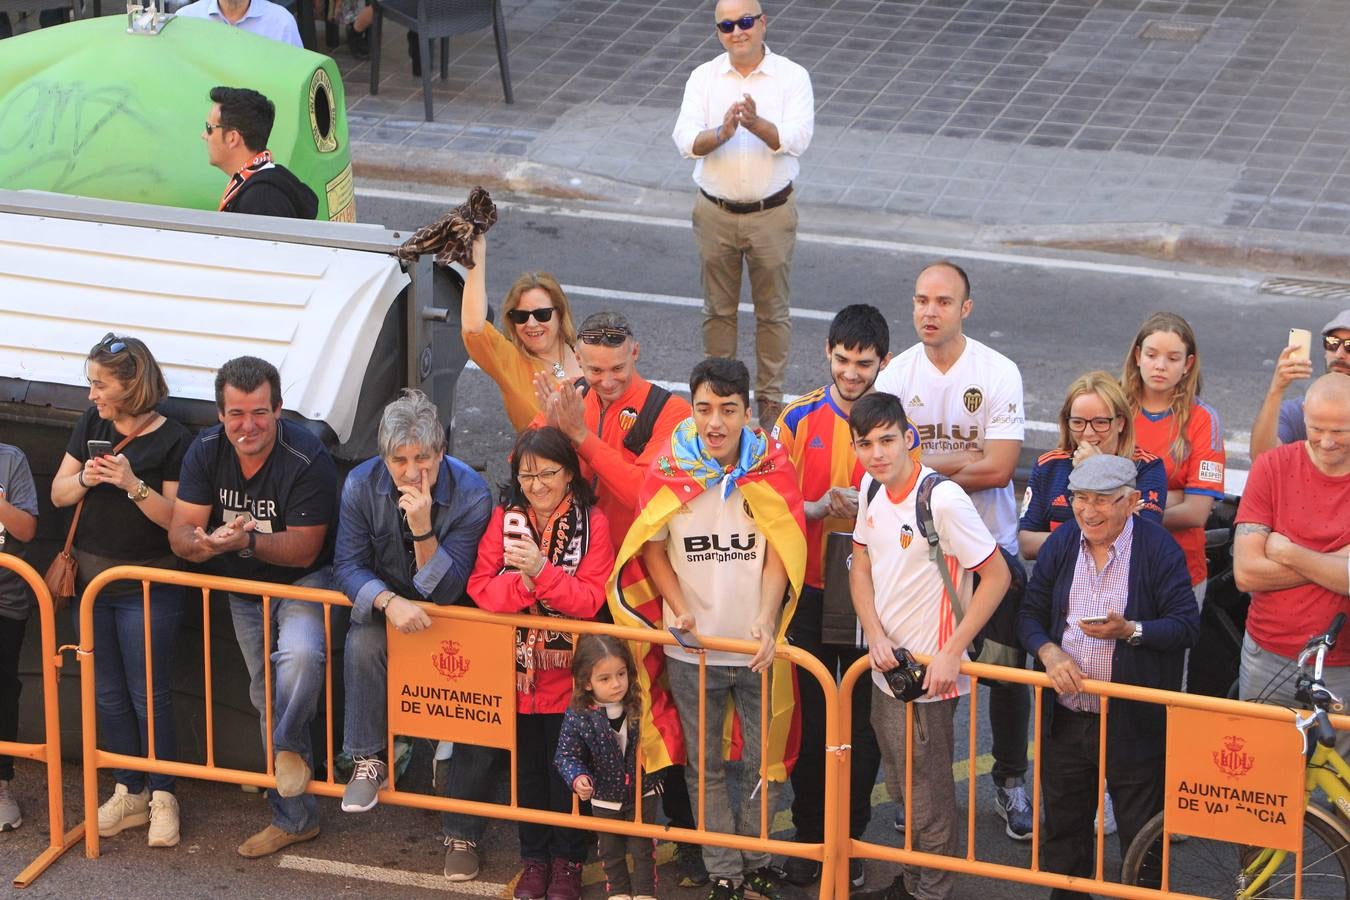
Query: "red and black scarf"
218 149 274 211
501 497 590 694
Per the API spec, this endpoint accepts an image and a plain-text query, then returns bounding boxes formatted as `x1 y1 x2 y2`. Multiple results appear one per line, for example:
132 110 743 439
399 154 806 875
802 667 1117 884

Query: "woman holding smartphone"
460 233 584 432
1121 312 1225 608
464 426 614 900
50 333 192 848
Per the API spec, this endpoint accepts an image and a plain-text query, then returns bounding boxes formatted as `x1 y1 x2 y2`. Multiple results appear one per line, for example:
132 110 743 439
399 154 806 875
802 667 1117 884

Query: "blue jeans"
665 657 772 882
342 616 387 757
228 567 330 833
81 582 184 794
441 742 509 842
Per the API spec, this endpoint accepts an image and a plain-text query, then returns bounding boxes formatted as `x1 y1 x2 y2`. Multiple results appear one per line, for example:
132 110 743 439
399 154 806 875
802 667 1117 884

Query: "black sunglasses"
578 326 632 347
97 332 128 354
716 13 762 33
1326 334 1348 353
204 121 233 135
506 307 556 325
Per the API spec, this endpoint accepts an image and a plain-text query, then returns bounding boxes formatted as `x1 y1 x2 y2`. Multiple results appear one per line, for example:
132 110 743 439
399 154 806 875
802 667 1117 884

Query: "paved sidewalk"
338 0 1350 240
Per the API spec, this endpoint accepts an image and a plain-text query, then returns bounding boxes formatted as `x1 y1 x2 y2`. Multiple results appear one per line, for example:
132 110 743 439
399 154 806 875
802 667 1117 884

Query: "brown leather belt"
700 183 793 214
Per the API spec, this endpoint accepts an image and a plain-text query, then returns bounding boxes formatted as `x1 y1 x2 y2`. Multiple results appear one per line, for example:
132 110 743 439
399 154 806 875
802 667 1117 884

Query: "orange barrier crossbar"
0 553 85 888
76 565 846 897
836 652 1343 900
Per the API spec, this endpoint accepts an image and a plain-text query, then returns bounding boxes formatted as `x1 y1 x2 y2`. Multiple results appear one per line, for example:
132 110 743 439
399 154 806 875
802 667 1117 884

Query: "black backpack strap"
914 472 966 627
622 385 673 456
866 477 882 506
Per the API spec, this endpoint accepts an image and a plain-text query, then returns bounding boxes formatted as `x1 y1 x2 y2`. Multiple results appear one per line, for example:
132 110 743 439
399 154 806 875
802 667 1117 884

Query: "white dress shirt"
176 0 303 48
672 47 814 203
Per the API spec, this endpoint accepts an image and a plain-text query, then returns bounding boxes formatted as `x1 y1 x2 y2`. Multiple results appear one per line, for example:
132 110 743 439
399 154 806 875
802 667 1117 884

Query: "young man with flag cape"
608 357 806 900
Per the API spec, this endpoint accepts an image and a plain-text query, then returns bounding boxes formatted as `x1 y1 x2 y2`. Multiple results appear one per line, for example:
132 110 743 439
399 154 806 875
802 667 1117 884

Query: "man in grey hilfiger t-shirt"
0 441 39 832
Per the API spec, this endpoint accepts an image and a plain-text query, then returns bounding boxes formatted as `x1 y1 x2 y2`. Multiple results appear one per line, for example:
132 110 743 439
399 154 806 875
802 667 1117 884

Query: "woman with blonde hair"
1121 312 1225 605
1018 370 1167 559
460 233 583 431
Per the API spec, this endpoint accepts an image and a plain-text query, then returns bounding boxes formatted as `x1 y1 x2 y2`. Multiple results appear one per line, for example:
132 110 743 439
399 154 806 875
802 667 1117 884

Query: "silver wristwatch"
1127 620 1143 646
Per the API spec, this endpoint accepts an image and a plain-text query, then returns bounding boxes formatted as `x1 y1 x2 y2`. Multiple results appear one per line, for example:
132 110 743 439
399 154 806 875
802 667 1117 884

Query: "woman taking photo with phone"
50 333 192 848
463 426 613 900
460 233 584 432
1121 312 1225 609
1018 371 1168 559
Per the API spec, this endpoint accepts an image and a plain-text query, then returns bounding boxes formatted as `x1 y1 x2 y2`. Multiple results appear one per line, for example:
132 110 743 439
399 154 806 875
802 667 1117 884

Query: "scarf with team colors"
219 149 274 211
608 420 807 780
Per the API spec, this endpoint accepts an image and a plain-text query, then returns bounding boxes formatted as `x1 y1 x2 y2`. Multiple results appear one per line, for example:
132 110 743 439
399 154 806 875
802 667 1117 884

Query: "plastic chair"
369 0 513 121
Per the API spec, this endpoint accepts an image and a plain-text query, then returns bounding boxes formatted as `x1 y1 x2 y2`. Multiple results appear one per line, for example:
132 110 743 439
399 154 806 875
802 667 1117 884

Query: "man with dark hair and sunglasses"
203 86 318 219
1249 309 1350 460
530 311 709 886
672 0 814 429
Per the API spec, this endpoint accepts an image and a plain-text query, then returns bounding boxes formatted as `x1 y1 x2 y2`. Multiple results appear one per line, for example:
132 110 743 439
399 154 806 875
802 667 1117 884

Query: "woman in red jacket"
468 426 614 900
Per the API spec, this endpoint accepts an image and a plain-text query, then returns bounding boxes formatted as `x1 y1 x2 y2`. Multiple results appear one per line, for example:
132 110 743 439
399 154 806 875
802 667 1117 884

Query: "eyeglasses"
506 307 556 325
1326 335 1348 353
1066 415 1119 433
203 121 232 136
517 467 564 485
716 13 762 33
97 332 128 354
1069 492 1128 511
578 326 632 347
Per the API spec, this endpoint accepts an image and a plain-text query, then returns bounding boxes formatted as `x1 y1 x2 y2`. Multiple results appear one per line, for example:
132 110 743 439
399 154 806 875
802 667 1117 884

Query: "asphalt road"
5 187 1339 899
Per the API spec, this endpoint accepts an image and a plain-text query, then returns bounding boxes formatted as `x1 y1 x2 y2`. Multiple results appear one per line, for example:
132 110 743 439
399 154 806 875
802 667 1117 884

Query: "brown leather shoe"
237 824 320 858
274 750 311 798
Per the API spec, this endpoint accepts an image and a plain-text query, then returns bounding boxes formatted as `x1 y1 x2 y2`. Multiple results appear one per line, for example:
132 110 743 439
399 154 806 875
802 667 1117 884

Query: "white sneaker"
0 778 20 831
148 790 180 847
98 784 150 837
1097 792 1118 836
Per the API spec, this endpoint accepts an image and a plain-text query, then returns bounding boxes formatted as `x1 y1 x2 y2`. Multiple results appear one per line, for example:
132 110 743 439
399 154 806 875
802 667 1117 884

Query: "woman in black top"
50 333 192 849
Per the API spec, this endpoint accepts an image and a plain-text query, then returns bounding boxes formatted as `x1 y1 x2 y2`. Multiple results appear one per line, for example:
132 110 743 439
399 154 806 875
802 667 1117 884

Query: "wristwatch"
126 480 150 502
238 531 257 559
1127 620 1144 646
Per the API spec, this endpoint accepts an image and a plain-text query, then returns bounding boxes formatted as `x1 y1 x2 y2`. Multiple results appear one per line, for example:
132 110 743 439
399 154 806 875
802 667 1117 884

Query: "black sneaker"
743 865 792 899
849 857 864 888
706 877 743 900
677 842 710 887
852 875 915 900
781 855 820 885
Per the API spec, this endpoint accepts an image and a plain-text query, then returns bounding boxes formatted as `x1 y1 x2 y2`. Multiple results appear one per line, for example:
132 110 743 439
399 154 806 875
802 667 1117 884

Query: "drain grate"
1260 277 1350 302
1139 21 1208 42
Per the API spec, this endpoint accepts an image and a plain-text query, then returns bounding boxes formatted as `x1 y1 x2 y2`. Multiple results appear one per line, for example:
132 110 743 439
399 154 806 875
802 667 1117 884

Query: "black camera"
884 647 928 702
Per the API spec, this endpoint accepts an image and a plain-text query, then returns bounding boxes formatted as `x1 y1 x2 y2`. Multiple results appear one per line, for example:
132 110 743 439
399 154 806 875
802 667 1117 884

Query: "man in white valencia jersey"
873 260 1033 841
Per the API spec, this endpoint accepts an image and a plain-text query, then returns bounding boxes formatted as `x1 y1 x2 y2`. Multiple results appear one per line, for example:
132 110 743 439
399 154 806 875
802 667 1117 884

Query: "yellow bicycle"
1122 614 1350 898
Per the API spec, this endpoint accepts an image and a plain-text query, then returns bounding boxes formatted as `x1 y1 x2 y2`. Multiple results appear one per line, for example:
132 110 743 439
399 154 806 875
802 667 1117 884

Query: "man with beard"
1250 309 1350 459
771 304 896 887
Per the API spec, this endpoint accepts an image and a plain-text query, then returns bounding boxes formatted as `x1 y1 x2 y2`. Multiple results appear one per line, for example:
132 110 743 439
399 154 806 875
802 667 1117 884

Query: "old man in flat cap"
1018 454 1198 898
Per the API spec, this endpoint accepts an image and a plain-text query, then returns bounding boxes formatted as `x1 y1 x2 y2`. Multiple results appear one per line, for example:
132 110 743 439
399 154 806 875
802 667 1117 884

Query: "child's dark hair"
571 633 642 723
849 391 910 439
689 356 751 408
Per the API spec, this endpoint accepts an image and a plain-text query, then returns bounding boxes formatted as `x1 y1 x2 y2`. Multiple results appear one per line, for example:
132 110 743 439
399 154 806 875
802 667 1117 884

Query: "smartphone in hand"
1288 328 1313 360
87 440 113 459
1078 615 1109 625
669 626 704 650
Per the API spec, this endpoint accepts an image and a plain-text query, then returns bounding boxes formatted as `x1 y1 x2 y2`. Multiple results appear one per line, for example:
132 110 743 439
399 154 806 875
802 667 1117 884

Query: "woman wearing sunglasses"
1018 371 1167 560
464 426 613 900
49 333 193 848
461 233 583 432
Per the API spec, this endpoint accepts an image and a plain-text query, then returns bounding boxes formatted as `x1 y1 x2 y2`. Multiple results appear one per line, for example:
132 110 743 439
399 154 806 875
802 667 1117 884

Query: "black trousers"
0 614 26 781
517 712 591 863
787 586 882 842
1040 707 1163 900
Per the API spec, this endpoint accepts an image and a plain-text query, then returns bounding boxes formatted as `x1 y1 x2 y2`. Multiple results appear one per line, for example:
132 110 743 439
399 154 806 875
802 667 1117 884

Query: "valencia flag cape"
607 419 807 781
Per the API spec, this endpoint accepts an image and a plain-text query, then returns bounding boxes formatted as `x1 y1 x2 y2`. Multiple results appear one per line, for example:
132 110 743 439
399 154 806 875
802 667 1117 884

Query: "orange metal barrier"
834 653 1350 900
0 553 84 888
76 565 846 897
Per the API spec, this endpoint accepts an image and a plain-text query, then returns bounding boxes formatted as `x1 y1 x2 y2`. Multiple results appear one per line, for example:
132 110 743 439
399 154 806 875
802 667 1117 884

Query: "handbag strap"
64 414 158 553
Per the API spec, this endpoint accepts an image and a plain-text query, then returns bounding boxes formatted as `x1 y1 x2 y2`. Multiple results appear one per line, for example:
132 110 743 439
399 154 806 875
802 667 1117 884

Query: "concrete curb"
353 141 1350 280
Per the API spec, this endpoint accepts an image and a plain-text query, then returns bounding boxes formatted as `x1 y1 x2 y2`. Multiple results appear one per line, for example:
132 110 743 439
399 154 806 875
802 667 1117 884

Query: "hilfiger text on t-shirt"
218 489 280 531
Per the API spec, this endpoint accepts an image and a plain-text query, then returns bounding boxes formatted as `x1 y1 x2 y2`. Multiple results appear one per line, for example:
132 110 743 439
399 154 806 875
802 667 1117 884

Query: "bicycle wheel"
1121 806 1350 899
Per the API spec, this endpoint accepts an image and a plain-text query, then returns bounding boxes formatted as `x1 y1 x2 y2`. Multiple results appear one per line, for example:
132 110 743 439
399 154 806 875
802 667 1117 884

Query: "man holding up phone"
1250 309 1350 459
1017 454 1198 895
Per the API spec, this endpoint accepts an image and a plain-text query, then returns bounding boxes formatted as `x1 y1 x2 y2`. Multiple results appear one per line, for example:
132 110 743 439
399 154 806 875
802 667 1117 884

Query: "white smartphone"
1078 615 1109 625
1289 327 1313 361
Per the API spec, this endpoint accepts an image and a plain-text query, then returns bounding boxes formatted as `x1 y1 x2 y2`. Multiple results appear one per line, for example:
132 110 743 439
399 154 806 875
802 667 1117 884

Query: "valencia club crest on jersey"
618 407 638 431
962 386 984 414
900 524 914 550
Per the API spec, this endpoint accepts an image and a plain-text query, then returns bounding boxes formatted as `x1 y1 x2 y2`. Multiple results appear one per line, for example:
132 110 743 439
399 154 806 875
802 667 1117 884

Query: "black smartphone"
87 440 113 459
669 626 704 650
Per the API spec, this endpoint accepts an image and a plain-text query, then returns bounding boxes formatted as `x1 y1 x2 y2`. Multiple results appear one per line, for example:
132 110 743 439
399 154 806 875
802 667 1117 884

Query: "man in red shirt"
1235 373 1350 750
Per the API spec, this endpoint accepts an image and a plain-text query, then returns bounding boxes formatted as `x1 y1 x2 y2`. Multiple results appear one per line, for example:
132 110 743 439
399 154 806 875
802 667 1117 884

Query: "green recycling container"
0 14 355 220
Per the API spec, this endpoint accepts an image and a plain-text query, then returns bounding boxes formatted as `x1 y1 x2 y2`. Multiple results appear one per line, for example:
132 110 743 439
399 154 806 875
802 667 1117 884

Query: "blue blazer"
1017 517 1199 766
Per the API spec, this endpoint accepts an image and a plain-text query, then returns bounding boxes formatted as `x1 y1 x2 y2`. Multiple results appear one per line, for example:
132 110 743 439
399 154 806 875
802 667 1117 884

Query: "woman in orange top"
1121 312 1226 609
460 234 583 431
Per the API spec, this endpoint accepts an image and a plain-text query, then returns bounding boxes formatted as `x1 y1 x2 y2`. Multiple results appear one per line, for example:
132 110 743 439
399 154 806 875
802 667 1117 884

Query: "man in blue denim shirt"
333 391 491 825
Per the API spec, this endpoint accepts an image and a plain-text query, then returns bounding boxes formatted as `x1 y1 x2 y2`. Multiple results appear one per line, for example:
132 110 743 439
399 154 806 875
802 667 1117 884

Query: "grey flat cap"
1324 309 1350 336
1068 454 1137 493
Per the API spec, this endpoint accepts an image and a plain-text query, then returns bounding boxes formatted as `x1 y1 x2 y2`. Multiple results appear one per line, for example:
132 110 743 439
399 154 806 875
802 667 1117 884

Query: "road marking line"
562 283 834 321
277 854 509 894
356 187 1261 287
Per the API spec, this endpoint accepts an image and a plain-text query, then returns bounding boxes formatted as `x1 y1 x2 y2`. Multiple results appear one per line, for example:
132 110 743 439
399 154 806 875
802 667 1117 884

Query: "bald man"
1236 373 1350 745
672 0 814 428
